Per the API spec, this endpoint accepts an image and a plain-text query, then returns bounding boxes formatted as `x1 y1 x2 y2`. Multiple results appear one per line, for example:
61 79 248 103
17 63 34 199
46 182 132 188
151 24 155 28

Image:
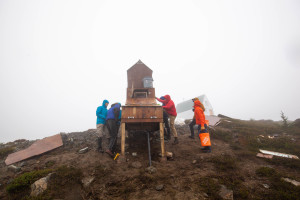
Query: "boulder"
8 165 21 172
131 161 142 169
82 176 95 188
155 184 164 191
219 185 233 200
30 173 53 196
145 166 157 174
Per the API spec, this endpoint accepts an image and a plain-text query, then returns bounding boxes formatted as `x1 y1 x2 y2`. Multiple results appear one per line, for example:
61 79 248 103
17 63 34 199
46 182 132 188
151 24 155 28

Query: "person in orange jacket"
194 100 211 153
189 97 206 139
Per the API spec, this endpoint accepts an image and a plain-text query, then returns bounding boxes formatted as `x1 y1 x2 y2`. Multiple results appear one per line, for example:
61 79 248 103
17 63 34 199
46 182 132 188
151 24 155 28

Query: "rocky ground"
0 116 300 200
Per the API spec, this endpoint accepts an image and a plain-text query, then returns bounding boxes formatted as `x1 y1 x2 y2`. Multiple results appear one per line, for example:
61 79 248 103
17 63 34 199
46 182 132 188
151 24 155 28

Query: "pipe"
147 131 152 166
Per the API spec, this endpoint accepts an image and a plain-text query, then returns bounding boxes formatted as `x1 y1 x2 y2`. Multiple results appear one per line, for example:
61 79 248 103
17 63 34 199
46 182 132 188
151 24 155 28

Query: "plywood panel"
5 134 63 165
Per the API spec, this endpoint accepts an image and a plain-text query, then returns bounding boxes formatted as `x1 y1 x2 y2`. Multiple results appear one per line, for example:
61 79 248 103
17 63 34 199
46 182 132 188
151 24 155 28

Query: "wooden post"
159 122 166 161
121 123 126 156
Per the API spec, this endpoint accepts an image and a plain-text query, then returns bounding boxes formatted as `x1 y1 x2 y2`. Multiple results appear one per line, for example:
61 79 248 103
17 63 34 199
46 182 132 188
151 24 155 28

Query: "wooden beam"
121 123 126 156
159 122 166 161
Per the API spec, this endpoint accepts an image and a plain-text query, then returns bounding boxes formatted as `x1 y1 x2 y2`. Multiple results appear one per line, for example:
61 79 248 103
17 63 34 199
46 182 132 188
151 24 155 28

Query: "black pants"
198 124 208 134
106 119 118 152
163 116 171 137
189 119 196 137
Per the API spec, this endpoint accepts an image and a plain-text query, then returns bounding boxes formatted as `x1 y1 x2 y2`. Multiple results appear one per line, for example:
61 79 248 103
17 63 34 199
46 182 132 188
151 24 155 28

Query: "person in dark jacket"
105 103 121 157
96 99 109 152
159 96 171 140
156 95 178 144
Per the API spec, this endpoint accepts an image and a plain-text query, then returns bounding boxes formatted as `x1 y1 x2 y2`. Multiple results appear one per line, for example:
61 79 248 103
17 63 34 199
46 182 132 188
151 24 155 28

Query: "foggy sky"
1 0 300 143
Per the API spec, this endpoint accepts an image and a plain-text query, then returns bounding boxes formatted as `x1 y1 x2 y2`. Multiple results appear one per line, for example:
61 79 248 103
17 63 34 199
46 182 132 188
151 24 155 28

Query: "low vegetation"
6 169 53 195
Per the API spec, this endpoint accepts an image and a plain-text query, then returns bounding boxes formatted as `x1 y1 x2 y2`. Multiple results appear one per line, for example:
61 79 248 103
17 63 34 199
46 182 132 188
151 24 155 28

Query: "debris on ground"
259 149 299 159
81 176 95 188
262 184 270 189
78 147 89 154
281 178 300 186
5 134 63 165
132 152 137 156
256 153 273 159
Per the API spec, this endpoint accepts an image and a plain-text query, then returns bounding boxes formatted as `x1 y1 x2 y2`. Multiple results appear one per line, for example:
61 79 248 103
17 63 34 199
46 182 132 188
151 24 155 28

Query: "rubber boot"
105 149 114 157
97 137 104 153
173 137 179 145
166 132 171 140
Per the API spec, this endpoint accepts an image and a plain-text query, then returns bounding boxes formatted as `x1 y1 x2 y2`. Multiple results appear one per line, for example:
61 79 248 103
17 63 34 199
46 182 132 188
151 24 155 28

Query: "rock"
132 152 137 156
19 162 26 167
7 178 13 184
203 193 209 198
262 184 270 189
30 173 53 196
8 165 21 172
219 185 233 200
79 147 89 154
82 176 95 188
36 161 40 164
145 166 157 174
192 160 197 164
155 184 164 191
131 161 142 169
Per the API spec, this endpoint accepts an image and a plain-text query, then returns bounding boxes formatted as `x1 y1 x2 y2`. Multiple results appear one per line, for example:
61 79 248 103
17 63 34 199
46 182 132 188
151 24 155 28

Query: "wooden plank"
121 119 163 123
5 134 63 165
160 122 166 160
122 106 163 119
121 123 126 156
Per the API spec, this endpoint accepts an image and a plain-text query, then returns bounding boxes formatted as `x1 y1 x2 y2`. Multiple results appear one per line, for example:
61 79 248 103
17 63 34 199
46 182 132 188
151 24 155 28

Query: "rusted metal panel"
126 88 156 105
5 134 63 165
127 60 153 89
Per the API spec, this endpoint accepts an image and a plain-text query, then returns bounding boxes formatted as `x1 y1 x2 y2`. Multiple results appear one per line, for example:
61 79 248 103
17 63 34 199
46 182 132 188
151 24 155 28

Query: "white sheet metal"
259 149 299 159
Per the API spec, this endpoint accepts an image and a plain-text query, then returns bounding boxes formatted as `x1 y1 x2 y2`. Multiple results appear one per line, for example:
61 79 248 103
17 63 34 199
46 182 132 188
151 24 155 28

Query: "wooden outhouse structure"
120 60 166 162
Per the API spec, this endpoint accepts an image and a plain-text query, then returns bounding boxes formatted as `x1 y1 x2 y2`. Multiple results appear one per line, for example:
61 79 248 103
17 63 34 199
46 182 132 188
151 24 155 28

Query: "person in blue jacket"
105 103 121 157
96 99 109 152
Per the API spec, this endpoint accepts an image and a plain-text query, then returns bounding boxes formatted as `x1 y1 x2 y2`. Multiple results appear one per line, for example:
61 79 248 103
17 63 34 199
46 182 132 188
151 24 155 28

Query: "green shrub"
197 177 221 199
255 167 276 177
266 157 300 170
210 155 237 172
0 146 15 159
6 169 53 194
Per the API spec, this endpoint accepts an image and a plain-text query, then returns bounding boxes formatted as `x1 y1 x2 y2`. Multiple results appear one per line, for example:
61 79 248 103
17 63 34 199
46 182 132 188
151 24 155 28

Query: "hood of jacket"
164 95 171 103
194 100 202 108
102 100 109 108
